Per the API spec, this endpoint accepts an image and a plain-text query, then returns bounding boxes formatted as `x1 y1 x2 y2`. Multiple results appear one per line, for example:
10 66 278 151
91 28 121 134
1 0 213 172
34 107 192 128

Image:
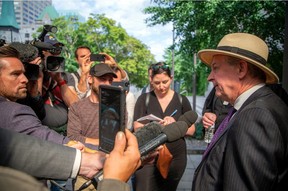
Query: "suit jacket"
0 96 69 144
98 179 130 191
0 128 76 180
192 86 288 191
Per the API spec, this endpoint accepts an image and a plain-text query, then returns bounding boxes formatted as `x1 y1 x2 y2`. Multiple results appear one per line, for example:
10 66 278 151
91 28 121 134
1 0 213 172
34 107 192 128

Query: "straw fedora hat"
198 33 279 84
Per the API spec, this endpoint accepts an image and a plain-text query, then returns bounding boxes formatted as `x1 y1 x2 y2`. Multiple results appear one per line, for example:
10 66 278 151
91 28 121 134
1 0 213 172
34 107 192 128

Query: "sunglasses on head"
152 64 169 71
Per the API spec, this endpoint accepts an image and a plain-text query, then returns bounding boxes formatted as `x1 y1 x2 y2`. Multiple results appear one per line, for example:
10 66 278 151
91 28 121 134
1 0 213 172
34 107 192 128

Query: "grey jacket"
0 96 69 144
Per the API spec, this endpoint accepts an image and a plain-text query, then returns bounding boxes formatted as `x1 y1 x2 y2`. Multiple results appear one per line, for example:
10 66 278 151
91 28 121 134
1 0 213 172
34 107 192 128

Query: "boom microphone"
78 110 198 191
9 42 39 63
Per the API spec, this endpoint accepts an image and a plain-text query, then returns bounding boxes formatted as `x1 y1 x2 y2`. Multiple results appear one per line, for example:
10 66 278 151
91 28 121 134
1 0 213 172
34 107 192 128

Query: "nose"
207 71 213 82
21 73 28 84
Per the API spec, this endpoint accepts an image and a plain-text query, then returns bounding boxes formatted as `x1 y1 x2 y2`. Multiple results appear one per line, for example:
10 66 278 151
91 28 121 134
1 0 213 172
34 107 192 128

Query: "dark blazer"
0 128 131 191
0 96 69 144
0 128 75 180
192 86 288 191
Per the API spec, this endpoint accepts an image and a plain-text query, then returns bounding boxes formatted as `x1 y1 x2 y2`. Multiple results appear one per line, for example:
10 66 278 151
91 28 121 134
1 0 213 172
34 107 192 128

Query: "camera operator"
8 42 46 120
40 35 79 136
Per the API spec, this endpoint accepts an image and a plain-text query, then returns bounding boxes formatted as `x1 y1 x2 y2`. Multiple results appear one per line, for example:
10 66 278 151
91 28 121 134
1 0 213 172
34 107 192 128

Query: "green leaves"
48 14 155 87
146 1 286 94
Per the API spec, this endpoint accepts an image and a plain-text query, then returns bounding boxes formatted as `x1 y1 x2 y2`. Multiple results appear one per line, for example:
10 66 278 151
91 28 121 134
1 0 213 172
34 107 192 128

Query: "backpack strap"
145 92 150 112
177 93 183 114
73 72 81 81
178 93 182 105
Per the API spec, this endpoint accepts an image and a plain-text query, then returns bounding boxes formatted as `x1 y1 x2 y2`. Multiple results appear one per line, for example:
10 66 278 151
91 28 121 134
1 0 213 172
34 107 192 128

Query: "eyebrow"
10 69 24 74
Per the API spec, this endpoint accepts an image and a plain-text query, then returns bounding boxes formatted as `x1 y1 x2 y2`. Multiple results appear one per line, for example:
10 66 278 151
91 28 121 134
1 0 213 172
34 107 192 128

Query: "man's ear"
238 60 248 80
87 75 93 84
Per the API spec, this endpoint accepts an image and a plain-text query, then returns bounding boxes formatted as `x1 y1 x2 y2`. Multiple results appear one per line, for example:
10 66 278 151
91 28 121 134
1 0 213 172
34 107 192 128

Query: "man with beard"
67 63 117 146
0 45 69 145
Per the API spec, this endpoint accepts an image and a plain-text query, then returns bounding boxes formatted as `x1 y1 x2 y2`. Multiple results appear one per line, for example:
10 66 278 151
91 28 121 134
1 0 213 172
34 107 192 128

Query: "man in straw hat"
192 33 288 191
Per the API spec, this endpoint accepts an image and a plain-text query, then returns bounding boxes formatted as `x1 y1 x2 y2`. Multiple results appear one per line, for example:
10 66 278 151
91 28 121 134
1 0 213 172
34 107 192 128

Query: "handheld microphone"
77 110 198 191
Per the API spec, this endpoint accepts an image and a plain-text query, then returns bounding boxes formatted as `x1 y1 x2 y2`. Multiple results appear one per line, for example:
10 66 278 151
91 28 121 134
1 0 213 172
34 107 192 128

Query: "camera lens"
46 56 64 72
47 60 60 71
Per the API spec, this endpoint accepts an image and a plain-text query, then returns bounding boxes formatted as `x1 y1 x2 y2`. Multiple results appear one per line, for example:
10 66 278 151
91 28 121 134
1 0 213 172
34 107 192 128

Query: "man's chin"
215 90 223 99
18 92 27 99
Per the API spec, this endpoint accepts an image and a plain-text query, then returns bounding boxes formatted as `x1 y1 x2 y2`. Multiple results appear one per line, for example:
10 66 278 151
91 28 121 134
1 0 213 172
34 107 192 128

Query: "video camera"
29 24 65 73
0 25 65 80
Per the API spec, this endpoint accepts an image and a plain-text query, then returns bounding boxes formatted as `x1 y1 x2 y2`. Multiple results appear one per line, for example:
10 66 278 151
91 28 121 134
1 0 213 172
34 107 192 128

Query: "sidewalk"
177 137 207 191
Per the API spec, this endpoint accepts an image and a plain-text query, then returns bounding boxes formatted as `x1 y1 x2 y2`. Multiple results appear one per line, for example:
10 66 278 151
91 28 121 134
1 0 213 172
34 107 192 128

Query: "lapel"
197 86 271 167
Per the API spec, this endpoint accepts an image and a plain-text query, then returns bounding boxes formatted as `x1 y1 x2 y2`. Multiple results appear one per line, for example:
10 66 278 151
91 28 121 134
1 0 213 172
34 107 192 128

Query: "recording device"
112 80 130 92
30 24 59 57
24 64 40 81
45 56 65 73
78 110 198 190
37 25 58 42
9 42 40 80
9 42 39 63
29 24 65 72
99 85 126 153
137 110 198 156
90 54 105 62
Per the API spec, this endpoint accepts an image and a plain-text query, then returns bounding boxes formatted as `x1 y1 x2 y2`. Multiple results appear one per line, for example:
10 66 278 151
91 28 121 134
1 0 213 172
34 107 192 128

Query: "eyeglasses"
152 64 170 71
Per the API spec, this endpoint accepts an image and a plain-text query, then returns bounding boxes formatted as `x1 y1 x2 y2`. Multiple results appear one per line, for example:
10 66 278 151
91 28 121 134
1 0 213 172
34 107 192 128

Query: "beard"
91 84 100 98
0 87 27 101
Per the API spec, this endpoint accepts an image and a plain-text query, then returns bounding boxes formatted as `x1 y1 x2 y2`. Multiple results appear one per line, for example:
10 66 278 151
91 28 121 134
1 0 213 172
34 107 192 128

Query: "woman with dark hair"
133 62 195 191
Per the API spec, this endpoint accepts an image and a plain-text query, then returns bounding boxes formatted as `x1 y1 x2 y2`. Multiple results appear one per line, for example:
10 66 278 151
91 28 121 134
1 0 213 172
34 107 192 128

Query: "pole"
171 25 175 90
192 53 197 111
283 1 288 92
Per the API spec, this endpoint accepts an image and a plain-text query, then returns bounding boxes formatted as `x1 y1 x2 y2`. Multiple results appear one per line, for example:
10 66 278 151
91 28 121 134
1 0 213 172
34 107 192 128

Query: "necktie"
203 107 237 158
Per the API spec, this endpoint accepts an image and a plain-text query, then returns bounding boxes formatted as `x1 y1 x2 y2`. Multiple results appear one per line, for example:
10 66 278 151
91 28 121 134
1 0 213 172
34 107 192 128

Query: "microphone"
138 110 198 156
78 110 198 191
9 42 39 63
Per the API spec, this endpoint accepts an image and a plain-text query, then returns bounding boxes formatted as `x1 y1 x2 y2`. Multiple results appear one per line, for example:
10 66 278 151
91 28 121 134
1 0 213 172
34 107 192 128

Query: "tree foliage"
50 14 155 87
145 1 285 94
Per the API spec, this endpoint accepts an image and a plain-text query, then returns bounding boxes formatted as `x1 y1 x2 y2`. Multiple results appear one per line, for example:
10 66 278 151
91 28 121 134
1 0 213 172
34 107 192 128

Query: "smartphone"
99 85 126 153
90 54 105 62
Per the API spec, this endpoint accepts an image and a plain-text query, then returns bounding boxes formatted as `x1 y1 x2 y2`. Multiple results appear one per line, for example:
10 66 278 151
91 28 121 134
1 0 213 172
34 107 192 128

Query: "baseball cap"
90 63 117 78
44 35 64 46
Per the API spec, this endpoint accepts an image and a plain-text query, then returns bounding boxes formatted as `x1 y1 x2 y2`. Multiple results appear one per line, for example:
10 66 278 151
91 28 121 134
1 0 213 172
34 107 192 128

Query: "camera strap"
43 77 65 106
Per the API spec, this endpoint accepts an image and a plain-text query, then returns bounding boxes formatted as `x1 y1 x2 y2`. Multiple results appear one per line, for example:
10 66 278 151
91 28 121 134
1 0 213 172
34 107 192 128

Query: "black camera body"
29 25 65 73
23 62 39 81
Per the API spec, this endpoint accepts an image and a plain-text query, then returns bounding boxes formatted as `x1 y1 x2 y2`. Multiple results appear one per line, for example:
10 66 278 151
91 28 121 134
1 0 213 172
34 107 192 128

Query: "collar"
234 83 265 110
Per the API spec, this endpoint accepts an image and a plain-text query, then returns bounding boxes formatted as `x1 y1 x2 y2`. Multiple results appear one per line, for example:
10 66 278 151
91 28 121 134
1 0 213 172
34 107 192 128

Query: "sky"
52 0 173 61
